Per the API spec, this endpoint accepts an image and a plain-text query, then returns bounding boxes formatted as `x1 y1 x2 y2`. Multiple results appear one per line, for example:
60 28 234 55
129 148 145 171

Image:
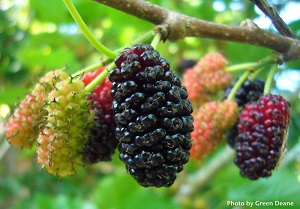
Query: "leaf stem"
63 0 117 58
84 63 115 94
264 64 277 94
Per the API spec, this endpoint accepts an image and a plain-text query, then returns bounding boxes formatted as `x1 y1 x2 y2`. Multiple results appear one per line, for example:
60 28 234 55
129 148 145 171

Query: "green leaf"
29 0 72 24
213 164 300 209
93 172 179 209
0 87 27 106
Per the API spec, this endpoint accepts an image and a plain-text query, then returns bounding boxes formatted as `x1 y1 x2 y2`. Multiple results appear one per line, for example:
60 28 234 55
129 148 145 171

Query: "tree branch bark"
95 0 300 62
249 0 297 39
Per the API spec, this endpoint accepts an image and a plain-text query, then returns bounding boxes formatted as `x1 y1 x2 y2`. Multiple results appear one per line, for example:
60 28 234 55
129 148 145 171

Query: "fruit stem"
63 0 117 59
84 63 115 94
225 63 257 72
225 55 275 72
150 33 162 50
264 64 277 94
249 68 262 81
72 30 155 78
227 71 251 101
122 30 155 49
73 62 106 78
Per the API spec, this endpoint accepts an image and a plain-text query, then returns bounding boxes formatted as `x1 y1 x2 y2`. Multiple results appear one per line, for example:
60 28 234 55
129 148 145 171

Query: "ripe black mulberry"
109 44 194 187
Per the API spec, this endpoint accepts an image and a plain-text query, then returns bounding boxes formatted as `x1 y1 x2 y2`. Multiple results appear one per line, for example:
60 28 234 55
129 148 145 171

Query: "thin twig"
175 146 234 203
249 0 297 39
95 0 300 62
0 140 10 161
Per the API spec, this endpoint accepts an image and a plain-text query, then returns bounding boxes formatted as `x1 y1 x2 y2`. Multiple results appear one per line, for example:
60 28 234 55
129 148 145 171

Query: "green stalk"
225 55 276 73
129 30 154 47
249 68 263 81
251 56 276 71
227 71 251 101
84 63 115 94
150 33 162 49
264 64 277 94
225 63 257 72
63 0 117 58
72 62 105 78
72 30 155 77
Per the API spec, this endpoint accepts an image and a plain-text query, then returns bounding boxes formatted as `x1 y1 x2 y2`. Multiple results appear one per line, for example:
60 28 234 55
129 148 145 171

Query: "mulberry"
190 100 239 160
224 78 265 147
109 44 194 187
194 52 227 73
223 78 265 107
182 52 231 108
5 70 69 148
36 78 94 176
82 68 114 122
234 94 290 180
82 69 118 164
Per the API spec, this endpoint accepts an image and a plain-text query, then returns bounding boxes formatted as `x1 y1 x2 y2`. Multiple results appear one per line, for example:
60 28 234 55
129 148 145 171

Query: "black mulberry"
109 44 194 187
82 101 118 164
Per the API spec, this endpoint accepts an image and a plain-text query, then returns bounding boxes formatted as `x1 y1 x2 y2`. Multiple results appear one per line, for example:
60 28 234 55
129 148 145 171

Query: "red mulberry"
190 100 239 160
81 69 118 164
223 78 265 147
5 70 69 148
182 52 231 108
234 94 291 180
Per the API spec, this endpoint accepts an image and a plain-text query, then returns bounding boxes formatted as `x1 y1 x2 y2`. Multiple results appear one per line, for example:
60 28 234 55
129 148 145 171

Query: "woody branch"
95 0 300 62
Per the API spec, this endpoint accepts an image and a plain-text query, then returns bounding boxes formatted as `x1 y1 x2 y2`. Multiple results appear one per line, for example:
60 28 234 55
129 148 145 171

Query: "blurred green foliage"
0 0 299 209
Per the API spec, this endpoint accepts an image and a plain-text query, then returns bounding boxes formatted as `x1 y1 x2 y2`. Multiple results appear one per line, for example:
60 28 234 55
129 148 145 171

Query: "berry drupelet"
234 94 290 180
109 44 194 187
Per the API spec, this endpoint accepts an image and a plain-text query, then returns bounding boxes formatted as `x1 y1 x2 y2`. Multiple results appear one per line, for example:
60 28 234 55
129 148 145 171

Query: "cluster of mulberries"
190 100 239 160
109 44 194 187
6 70 69 148
234 94 290 180
5 41 292 185
222 76 291 180
81 68 118 164
182 52 231 107
6 70 97 176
